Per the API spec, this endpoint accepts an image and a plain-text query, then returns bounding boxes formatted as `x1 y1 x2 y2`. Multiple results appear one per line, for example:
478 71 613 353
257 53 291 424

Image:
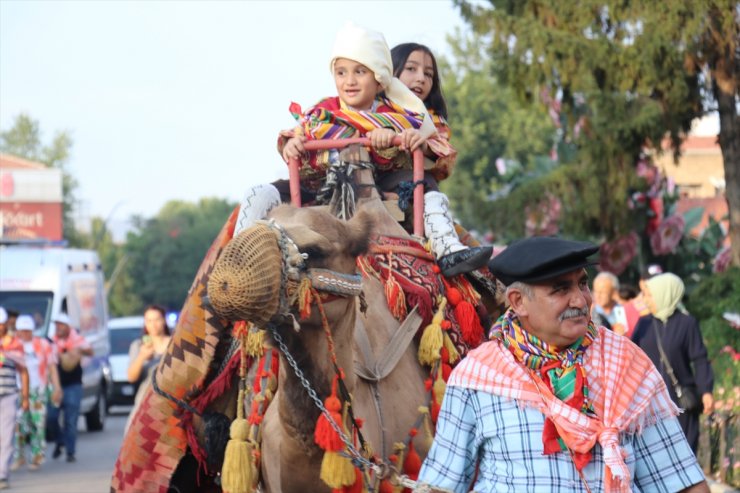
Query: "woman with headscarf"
631 272 714 452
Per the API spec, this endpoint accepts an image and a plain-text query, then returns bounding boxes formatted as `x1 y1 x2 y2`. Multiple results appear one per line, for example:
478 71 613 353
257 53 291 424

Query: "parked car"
108 316 144 406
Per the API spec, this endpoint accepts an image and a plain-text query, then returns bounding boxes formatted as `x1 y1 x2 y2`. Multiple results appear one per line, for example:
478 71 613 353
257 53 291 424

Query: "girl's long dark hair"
391 43 448 120
141 304 171 337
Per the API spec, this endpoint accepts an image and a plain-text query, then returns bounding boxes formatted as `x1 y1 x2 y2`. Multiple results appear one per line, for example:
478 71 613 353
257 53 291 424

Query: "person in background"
47 313 92 463
3 310 18 336
127 305 171 406
631 273 714 453
590 271 628 335
415 238 708 493
615 284 642 338
11 315 62 471
0 307 29 490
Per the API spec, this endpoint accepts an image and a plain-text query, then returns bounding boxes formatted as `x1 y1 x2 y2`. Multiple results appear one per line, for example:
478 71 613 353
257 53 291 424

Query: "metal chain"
267 324 375 470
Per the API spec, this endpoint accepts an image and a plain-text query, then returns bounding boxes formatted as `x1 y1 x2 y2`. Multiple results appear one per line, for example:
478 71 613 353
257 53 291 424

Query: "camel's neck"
276 297 357 444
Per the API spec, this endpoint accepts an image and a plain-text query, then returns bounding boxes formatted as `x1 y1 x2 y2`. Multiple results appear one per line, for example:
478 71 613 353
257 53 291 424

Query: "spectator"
47 313 92 463
416 238 708 492
11 315 62 471
631 273 714 453
127 305 171 407
0 307 29 490
615 284 642 338
591 271 628 335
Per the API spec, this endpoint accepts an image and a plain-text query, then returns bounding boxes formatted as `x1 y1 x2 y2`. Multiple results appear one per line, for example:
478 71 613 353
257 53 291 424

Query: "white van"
0 243 112 431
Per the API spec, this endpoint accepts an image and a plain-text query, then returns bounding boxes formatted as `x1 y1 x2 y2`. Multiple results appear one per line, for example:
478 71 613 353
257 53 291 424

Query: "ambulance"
0 242 112 431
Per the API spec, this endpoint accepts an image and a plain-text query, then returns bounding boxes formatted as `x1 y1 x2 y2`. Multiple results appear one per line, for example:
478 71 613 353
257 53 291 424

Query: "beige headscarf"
330 21 436 138
646 273 685 323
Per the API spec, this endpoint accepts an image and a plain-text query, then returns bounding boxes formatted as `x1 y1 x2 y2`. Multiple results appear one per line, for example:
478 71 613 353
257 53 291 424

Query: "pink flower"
599 232 638 275
650 215 685 255
525 194 562 237
713 245 732 273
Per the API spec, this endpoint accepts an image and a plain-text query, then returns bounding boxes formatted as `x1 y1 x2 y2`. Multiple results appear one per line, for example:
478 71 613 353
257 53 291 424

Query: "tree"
440 32 558 238
0 113 81 244
452 0 738 266
124 198 236 311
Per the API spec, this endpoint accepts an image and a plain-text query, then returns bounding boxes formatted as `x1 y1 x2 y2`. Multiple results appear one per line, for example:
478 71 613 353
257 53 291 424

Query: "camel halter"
208 219 363 328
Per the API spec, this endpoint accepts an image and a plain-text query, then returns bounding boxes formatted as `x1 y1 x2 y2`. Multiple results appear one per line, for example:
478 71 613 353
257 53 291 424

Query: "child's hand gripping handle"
288 137 425 236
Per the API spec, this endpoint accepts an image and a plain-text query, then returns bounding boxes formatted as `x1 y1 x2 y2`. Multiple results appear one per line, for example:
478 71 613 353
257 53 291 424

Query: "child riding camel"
239 22 491 277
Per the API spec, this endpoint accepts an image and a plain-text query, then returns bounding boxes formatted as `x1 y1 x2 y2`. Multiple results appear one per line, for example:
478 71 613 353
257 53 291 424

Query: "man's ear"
507 289 529 318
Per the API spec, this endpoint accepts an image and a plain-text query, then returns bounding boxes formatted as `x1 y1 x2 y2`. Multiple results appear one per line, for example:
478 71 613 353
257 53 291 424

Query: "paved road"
7 406 131 493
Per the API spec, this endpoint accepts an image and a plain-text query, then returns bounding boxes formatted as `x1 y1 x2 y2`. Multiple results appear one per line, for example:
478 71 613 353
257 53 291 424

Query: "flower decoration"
713 245 732 273
650 215 685 255
599 232 638 275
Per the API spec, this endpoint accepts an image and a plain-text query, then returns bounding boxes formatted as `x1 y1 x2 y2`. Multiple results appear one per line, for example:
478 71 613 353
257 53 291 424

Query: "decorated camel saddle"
111 159 504 493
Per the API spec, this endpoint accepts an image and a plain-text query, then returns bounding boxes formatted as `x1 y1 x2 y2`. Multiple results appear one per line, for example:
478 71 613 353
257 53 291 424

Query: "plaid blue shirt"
417 385 705 493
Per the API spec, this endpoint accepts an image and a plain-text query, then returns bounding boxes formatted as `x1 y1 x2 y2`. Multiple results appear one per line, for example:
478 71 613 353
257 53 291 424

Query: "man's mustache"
559 307 589 322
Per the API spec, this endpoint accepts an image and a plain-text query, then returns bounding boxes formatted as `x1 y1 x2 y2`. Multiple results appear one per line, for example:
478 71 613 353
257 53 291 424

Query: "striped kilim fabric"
110 207 239 493
290 96 425 141
452 315 680 493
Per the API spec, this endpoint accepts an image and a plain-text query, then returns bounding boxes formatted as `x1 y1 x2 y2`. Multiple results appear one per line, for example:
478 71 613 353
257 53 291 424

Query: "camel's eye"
302 245 329 261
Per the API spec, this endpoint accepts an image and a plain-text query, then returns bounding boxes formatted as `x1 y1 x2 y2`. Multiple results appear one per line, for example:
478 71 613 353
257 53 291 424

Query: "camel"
111 177 503 493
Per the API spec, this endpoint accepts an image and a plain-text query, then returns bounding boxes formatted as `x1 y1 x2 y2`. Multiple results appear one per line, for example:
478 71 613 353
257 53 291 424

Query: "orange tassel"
297 278 313 320
315 376 344 451
379 480 394 493
403 429 421 479
384 271 407 320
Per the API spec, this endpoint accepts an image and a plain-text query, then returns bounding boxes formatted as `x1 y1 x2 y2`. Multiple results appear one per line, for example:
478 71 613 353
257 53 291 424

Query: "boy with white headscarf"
241 22 491 277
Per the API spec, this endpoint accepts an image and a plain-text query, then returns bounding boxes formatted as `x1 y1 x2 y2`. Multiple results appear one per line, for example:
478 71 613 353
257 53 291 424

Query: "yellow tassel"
246 328 265 357
418 406 435 449
319 450 356 489
418 298 447 366
442 332 461 364
221 388 256 493
433 366 446 407
391 442 407 493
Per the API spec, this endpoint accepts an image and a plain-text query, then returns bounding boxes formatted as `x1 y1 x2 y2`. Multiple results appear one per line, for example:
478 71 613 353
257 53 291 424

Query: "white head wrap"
0 307 7 324
330 22 436 138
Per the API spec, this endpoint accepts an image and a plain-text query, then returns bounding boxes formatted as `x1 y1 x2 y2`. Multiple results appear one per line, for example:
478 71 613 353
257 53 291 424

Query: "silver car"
108 316 144 406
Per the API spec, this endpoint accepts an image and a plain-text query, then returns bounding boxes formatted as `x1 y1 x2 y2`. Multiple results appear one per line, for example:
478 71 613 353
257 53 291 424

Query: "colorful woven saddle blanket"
110 207 242 493
359 235 487 359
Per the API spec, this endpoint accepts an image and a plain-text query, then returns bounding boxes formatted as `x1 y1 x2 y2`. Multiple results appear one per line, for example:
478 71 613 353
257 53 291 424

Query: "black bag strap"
652 319 681 389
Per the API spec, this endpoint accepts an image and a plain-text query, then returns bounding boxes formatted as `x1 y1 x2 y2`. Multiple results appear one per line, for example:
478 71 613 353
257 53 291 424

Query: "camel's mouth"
207 223 283 326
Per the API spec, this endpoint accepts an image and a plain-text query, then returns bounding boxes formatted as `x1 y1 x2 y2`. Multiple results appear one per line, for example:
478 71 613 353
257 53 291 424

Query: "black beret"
488 237 599 286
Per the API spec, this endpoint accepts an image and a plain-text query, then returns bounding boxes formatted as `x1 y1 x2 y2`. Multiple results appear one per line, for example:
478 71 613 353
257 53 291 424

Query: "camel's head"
207 205 373 328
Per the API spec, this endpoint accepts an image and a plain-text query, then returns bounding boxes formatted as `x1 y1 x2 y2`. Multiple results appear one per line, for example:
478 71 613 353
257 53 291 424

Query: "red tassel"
455 300 483 347
403 429 421 480
315 377 344 452
379 480 394 493
441 362 452 381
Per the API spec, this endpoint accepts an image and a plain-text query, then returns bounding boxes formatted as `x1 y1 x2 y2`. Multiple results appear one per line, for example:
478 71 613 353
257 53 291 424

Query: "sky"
0 0 467 235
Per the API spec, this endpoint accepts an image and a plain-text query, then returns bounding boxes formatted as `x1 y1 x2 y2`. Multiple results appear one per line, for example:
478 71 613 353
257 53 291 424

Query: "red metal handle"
287 138 425 237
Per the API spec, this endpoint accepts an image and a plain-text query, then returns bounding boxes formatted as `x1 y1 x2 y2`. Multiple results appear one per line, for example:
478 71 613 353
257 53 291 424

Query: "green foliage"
123 197 236 312
447 0 717 242
439 32 557 237
0 113 81 244
685 267 740 393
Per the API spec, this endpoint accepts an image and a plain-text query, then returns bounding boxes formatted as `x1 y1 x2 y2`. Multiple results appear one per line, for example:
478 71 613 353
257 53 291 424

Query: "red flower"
599 232 638 275
650 215 685 255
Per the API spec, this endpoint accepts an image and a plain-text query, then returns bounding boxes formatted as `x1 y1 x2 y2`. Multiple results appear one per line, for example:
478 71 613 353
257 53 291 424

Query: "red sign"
0 202 62 240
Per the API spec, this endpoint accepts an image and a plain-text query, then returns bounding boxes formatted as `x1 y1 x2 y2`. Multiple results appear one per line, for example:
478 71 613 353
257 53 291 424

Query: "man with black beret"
415 237 709 492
